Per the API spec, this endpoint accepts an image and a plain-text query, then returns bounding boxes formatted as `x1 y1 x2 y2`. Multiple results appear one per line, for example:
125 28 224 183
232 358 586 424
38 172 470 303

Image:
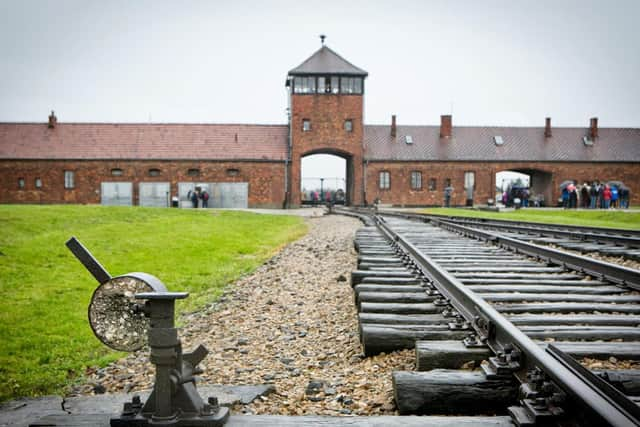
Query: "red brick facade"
288 94 364 207
0 160 286 208
2 46 639 209
365 161 640 207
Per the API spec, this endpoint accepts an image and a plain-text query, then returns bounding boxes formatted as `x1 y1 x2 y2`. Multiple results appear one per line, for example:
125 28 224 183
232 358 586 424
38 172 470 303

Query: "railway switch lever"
66 237 229 427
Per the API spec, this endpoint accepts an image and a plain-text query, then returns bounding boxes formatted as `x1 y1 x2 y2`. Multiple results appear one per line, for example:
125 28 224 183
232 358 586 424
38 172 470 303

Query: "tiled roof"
0 123 288 161
364 125 640 162
288 46 368 76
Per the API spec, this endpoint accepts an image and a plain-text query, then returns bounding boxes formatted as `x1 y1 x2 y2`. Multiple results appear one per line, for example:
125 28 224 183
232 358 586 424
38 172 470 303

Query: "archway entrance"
496 169 552 207
301 153 349 205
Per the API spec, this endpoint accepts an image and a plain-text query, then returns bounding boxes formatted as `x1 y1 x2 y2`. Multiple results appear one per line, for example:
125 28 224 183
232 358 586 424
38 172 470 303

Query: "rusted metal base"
110 406 229 427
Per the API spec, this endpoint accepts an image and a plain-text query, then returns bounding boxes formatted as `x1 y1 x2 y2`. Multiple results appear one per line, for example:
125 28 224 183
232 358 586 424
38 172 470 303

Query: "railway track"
340 208 640 426
376 209 640 261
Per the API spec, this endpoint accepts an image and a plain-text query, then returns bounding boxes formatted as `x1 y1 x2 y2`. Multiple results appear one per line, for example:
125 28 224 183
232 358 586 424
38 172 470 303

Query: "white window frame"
64 170 75 189
410 171 422 190
379 171 390 190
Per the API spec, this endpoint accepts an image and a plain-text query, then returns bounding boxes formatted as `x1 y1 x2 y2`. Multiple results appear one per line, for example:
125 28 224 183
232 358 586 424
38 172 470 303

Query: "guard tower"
286 37 368 206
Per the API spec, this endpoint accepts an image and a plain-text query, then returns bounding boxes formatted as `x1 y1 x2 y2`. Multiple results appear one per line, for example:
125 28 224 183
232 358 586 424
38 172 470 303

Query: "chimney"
390 115 396 138
440 115 452 138
589 117 598 139
544 117 552 138
48 110 57 128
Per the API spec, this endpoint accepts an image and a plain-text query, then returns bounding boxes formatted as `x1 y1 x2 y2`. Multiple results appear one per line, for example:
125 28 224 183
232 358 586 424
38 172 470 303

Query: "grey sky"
1 0 639 184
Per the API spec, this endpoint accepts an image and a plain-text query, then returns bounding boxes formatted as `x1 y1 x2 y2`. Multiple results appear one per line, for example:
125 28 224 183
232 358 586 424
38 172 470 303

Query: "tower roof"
288 45 368 76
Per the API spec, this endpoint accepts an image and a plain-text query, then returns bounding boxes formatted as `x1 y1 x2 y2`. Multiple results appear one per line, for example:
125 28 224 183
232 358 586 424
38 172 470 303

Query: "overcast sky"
1 1 638 186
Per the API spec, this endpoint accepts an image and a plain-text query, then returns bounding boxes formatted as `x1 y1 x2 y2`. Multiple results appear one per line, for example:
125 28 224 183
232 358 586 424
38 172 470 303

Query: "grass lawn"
418 208 640 230
0 205 307 401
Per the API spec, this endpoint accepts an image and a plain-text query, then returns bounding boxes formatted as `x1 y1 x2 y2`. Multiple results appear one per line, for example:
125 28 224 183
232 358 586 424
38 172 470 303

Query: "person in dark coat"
201 190 209 208
190 189 199 208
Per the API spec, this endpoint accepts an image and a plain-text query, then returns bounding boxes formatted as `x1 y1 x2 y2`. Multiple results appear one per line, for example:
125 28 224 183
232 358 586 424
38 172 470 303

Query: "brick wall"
3 158 638 209
365 161 640 207
289 94 364 206
0 160 286 208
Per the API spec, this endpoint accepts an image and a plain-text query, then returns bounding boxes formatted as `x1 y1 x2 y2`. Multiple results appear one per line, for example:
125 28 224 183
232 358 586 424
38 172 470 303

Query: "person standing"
190 189 199 208
201 190 209 208
610 185 619 209
589 182 597 209
581 183 590 208
444 185 454 208
561 187 569 208
603 185 612 209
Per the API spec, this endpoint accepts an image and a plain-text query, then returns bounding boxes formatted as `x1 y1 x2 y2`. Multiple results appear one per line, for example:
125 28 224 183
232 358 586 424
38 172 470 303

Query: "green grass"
418 207 640 230
0 205 307 401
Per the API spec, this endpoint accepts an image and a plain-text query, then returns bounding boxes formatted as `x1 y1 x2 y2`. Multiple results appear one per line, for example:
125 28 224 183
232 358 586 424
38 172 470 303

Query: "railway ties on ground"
350 213 640 426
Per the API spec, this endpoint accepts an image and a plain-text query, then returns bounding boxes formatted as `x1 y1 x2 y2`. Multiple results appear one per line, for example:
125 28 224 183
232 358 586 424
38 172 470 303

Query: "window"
35 178 42 188
317 76 326 93
341 77 363 94
293 76 316 94
428 178 437 191
410 171 422 190
302 119 311 132
148 169 161 177
330 76 339 94
111 168 124 176
188 168 200 177
464 171 475 190
18 178 25 189
445 178 451 187
379 171 390 190
345 119 353 132
405 135 413 144
64 171 75 189
227 168 240 177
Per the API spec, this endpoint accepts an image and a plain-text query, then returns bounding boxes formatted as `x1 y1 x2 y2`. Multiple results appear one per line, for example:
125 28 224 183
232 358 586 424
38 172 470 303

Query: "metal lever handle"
65 237 112 284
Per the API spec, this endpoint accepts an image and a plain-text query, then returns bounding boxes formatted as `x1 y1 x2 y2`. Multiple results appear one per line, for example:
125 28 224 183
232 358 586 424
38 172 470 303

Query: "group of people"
501 187 533 208
186 188 210 208
561 182 630 209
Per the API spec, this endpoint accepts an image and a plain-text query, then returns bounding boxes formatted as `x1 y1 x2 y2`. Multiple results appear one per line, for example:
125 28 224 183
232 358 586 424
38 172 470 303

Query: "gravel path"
75 214 414 416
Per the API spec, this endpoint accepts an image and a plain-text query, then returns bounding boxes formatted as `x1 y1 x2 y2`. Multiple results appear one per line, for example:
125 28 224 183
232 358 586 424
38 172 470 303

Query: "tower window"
341 77 363 94
379 171 390 190
345 119 353 132
18 178 25 189
410 171 422 190
64 171 75 189
302 119 311 132
293 76 316 94
330 76 339 94
35 178 42 188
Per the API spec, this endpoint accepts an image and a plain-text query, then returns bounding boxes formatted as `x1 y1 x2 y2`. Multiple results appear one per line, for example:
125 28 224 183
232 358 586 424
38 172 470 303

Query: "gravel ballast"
74 214 414 416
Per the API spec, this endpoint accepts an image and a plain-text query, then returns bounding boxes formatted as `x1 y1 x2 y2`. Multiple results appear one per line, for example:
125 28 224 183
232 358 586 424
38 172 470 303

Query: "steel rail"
430 218 640 290
381 209 640 238
437 217 640 248
373 215 640 427
368 208 640 247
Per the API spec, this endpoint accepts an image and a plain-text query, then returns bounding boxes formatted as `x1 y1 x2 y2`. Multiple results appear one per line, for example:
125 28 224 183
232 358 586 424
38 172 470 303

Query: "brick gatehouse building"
2 44 639 208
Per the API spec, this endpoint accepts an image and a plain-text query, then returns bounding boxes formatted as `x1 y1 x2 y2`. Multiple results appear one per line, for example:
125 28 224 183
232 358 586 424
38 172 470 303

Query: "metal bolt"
122 402 135 416
208 396 219 411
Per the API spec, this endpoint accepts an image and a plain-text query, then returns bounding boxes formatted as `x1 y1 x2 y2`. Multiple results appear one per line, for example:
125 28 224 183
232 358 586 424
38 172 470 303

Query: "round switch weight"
88 274 164 351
